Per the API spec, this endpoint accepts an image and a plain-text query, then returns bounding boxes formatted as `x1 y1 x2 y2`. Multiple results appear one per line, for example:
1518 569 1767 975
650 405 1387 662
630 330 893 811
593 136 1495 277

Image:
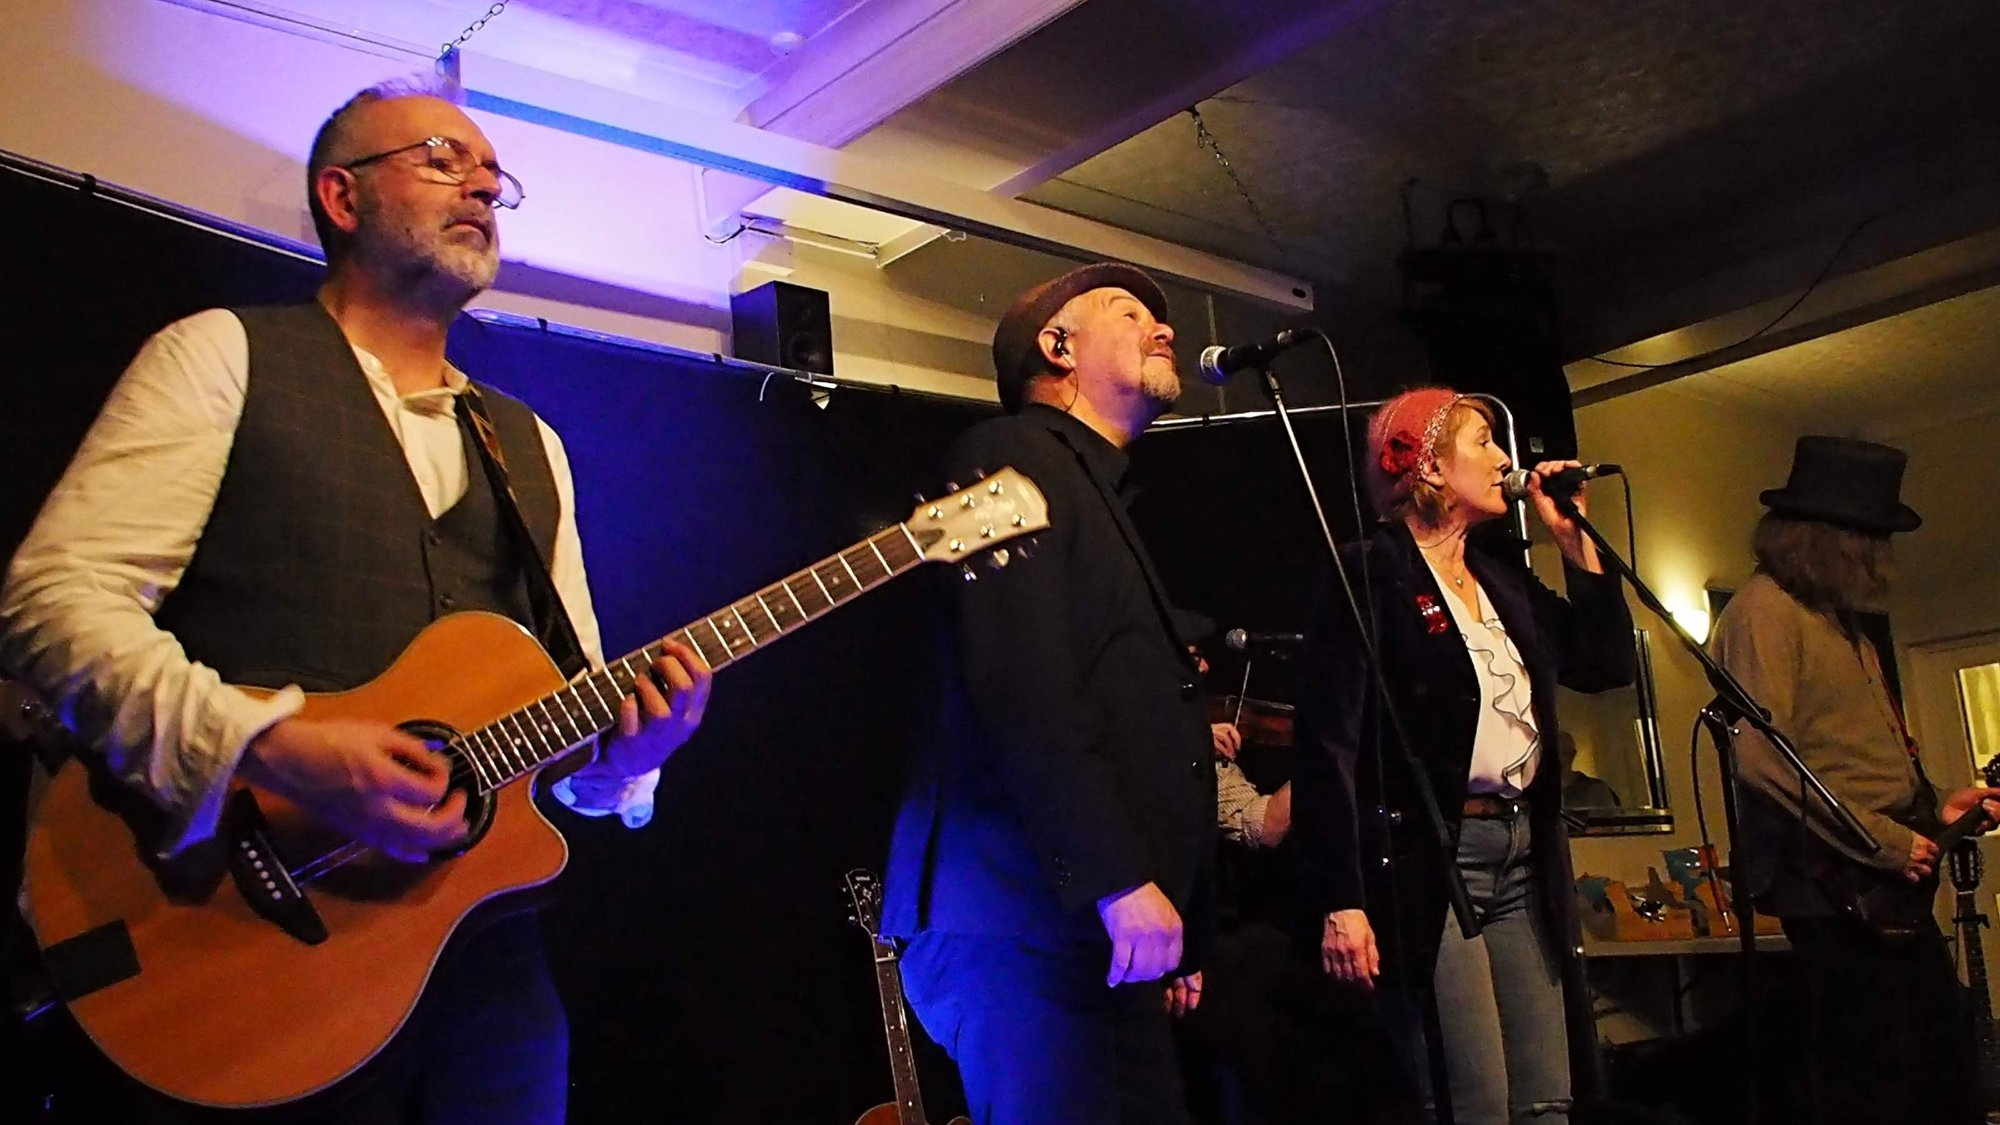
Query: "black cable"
1582 216 1875 371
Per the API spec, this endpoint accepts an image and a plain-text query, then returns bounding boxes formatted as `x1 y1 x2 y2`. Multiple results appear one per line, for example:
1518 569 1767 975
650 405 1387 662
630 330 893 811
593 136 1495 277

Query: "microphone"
1502 463 1622 502
1223 628 1304 653
1196 328 1315 385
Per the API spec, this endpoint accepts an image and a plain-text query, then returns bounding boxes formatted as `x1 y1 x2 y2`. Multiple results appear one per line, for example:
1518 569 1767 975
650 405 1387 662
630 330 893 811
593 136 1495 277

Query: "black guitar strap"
454 386 589 679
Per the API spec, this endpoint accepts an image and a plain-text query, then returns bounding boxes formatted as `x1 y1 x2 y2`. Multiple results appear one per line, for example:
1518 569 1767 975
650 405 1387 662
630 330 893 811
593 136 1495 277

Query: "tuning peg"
973 467 987 479
986 548 1012 570
959 563 979 583
913 491 927 504
1015 537 1038 561
944 480 960 494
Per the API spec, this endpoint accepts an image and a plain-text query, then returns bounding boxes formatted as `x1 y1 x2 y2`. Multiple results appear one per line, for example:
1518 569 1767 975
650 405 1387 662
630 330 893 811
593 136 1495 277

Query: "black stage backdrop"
0 162 1379 1122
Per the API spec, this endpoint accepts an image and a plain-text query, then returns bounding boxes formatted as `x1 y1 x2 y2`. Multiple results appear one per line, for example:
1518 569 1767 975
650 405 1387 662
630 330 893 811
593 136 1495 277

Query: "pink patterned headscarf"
1365 386 1465 517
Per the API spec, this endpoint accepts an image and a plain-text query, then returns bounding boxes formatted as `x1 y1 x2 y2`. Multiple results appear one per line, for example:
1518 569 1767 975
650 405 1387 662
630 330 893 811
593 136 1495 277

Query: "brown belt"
1461 794 1526 819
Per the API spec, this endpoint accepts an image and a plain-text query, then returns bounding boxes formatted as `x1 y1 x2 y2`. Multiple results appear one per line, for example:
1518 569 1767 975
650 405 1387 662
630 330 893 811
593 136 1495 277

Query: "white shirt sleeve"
537 419 661 829
0 310 303 856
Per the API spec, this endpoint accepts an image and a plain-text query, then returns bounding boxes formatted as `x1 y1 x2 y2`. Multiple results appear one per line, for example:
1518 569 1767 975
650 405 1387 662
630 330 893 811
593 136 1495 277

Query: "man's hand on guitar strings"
1905 834 1941 883
238 717 470 863
590 637 714 780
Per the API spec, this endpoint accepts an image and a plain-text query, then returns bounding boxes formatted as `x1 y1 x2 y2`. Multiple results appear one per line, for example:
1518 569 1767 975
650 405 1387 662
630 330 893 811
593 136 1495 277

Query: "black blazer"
882 408 1216 962
1293 522 1634 980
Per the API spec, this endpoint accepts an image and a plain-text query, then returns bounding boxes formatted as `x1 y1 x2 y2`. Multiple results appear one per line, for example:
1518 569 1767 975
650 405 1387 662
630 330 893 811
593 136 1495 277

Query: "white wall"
1887 404 2000 647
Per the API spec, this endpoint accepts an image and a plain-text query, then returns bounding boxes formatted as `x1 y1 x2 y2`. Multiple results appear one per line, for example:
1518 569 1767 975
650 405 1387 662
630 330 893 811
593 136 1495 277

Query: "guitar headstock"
905 467 1049 567
843 868 884 940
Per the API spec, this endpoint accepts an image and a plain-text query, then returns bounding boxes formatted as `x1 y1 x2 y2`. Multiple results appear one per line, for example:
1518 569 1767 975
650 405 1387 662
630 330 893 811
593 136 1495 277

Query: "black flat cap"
990 262 1169 412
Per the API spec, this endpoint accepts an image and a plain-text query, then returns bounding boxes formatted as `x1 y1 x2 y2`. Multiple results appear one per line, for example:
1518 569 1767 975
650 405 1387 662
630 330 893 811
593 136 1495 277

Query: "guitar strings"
289 738 486 885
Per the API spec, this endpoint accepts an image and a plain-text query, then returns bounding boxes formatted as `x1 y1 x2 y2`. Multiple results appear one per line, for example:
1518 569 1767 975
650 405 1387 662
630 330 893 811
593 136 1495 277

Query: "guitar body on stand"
844 870 968 1125
22 472 1046 1110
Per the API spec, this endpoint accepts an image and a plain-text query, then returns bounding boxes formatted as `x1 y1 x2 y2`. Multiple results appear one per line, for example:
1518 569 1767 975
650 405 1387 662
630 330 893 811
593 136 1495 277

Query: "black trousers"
29 915 567 1124
1780 914 1980 1125
901 931 1191 1125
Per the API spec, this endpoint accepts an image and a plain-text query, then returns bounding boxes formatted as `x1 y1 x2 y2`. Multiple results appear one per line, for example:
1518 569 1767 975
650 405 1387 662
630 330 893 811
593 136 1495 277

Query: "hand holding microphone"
1505 461 1617 570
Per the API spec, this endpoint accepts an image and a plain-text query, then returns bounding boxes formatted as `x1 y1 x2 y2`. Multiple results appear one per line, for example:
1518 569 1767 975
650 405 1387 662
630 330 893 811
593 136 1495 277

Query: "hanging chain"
441 0 512 58
1187 105 1283 250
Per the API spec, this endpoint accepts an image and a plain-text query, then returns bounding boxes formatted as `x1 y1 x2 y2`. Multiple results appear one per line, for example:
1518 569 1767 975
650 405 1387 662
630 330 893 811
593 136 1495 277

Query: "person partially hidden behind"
883 263 1216 1125
1709 435 1999 1125
1 79 712 1122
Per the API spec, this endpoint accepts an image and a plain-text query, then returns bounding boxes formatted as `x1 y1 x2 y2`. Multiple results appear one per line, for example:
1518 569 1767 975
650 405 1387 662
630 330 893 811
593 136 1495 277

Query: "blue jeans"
1391 812 1571 1124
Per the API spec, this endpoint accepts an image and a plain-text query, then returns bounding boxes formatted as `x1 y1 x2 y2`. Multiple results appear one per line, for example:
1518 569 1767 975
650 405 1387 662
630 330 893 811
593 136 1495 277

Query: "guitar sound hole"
398 719 498 859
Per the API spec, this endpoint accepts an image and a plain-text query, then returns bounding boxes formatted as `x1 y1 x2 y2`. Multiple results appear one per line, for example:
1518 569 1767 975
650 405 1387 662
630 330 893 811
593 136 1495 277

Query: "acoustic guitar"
843 870 969 1125
1947 837 2000 1117
22 471 1047 1109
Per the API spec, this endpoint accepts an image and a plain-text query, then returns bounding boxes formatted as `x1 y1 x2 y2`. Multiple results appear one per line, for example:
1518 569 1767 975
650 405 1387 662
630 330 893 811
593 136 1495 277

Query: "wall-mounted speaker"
730 280 834 376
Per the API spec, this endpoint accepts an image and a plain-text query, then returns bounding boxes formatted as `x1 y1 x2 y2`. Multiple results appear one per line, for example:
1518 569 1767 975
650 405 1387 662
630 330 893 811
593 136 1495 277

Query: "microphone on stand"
1502 463 1622 502
1196 329 1316 386
1223 629 1305 653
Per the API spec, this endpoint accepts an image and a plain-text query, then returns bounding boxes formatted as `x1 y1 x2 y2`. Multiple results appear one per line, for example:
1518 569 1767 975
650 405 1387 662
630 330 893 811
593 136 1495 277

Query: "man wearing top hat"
1711 435 2000 1125
882 263 1216 1123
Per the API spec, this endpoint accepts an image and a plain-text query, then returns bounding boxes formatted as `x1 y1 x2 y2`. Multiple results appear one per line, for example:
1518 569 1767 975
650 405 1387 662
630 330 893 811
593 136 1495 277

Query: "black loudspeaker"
730 280 834 376
1400 244 1577 461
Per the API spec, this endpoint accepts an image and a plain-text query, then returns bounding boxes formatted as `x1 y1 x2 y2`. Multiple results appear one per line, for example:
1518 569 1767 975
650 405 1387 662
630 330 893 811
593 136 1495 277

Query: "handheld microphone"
1502 463 1622 502
1223 628 1305 653
1196 328 1315 385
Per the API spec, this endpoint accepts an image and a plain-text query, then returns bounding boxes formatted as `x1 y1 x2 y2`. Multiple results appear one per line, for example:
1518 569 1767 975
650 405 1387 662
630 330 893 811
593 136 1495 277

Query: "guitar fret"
484 726 520 781
728 603 762 647
805 568 834 609
703 617 736 666
892 522 922 564
678 627 711 668
836 553 861 591
555 694 590 746
754 591 789 634
498 713 538 771
572 679 609 731
779 578 808 621
457 736 497 790
508 710 554 764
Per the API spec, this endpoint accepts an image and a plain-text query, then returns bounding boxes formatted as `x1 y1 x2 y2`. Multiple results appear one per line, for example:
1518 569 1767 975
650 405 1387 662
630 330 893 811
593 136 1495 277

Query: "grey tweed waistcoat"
154 303 565 693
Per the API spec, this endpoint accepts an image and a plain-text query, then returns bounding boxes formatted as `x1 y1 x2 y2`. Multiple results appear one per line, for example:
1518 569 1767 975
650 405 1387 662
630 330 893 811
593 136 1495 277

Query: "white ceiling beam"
469 90 1314 309
703 0 1083 244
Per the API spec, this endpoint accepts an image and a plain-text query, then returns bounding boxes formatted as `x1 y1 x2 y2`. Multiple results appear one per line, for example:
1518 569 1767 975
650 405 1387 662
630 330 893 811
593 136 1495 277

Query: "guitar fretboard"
448 521 935 792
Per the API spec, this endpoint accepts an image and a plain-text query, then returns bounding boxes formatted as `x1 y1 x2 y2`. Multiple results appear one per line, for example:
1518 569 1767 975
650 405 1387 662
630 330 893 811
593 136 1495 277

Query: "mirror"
1558 628 1673 835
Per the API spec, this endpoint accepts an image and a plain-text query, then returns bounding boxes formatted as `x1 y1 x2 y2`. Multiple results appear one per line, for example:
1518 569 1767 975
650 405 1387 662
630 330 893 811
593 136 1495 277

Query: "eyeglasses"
342 136 524 210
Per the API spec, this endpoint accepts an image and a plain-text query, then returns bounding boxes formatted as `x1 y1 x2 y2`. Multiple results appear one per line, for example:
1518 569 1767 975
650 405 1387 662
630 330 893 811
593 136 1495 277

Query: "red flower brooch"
1414 593 1450 635
1377 430 1424 477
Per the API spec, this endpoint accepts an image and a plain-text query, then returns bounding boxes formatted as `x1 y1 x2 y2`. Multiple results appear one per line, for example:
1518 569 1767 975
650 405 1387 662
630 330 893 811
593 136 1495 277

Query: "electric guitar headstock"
844 868 885 942
903 468 1049 572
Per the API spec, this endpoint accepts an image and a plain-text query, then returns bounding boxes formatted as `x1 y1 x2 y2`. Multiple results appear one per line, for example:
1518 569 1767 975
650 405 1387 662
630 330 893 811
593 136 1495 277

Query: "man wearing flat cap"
883 263 1215 1123
1711 435 1997 1125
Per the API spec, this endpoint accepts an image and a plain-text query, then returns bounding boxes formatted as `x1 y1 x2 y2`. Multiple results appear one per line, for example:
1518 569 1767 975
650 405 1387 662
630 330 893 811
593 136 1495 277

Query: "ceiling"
1669 282 2000 441
198 0 2000 422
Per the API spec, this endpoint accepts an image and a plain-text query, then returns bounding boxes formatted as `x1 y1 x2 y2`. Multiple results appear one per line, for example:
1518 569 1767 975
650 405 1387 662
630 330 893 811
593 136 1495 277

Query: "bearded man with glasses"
3 79 712 1122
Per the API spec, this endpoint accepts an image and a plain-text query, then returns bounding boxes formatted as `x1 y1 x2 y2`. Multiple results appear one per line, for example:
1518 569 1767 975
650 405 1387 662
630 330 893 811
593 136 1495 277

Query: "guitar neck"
871 938 930 1125
454 521 934 792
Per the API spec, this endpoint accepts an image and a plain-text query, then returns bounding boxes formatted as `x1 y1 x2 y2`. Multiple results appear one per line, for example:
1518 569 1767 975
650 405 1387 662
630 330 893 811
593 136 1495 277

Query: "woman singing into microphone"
1293 388 1634 1123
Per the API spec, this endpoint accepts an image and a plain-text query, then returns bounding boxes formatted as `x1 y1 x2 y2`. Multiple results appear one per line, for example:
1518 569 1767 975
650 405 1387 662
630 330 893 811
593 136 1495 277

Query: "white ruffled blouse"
1420 556 1542 796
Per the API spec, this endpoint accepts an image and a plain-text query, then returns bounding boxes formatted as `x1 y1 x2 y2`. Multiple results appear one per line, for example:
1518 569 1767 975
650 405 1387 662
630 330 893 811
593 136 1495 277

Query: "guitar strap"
454 386 589 679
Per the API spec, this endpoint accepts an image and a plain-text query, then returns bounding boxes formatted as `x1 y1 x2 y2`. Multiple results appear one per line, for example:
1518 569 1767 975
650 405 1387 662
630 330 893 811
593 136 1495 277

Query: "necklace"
1416 536 1469 588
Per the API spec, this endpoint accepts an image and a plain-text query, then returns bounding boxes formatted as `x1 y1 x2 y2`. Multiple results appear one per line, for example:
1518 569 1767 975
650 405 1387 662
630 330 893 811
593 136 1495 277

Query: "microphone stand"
1249 358 1480 938
1550 495 1880 1125
1249 356 1475 1125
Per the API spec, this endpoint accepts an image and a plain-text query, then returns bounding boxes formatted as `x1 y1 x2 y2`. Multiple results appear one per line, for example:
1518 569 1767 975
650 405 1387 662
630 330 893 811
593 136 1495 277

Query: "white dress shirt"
1421 556 1541 797
1 308 657 855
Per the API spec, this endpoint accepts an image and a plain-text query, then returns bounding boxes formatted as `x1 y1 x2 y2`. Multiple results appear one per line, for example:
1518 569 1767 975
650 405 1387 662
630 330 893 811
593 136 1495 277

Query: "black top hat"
1760 435 1921 534
991 262 1169 413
